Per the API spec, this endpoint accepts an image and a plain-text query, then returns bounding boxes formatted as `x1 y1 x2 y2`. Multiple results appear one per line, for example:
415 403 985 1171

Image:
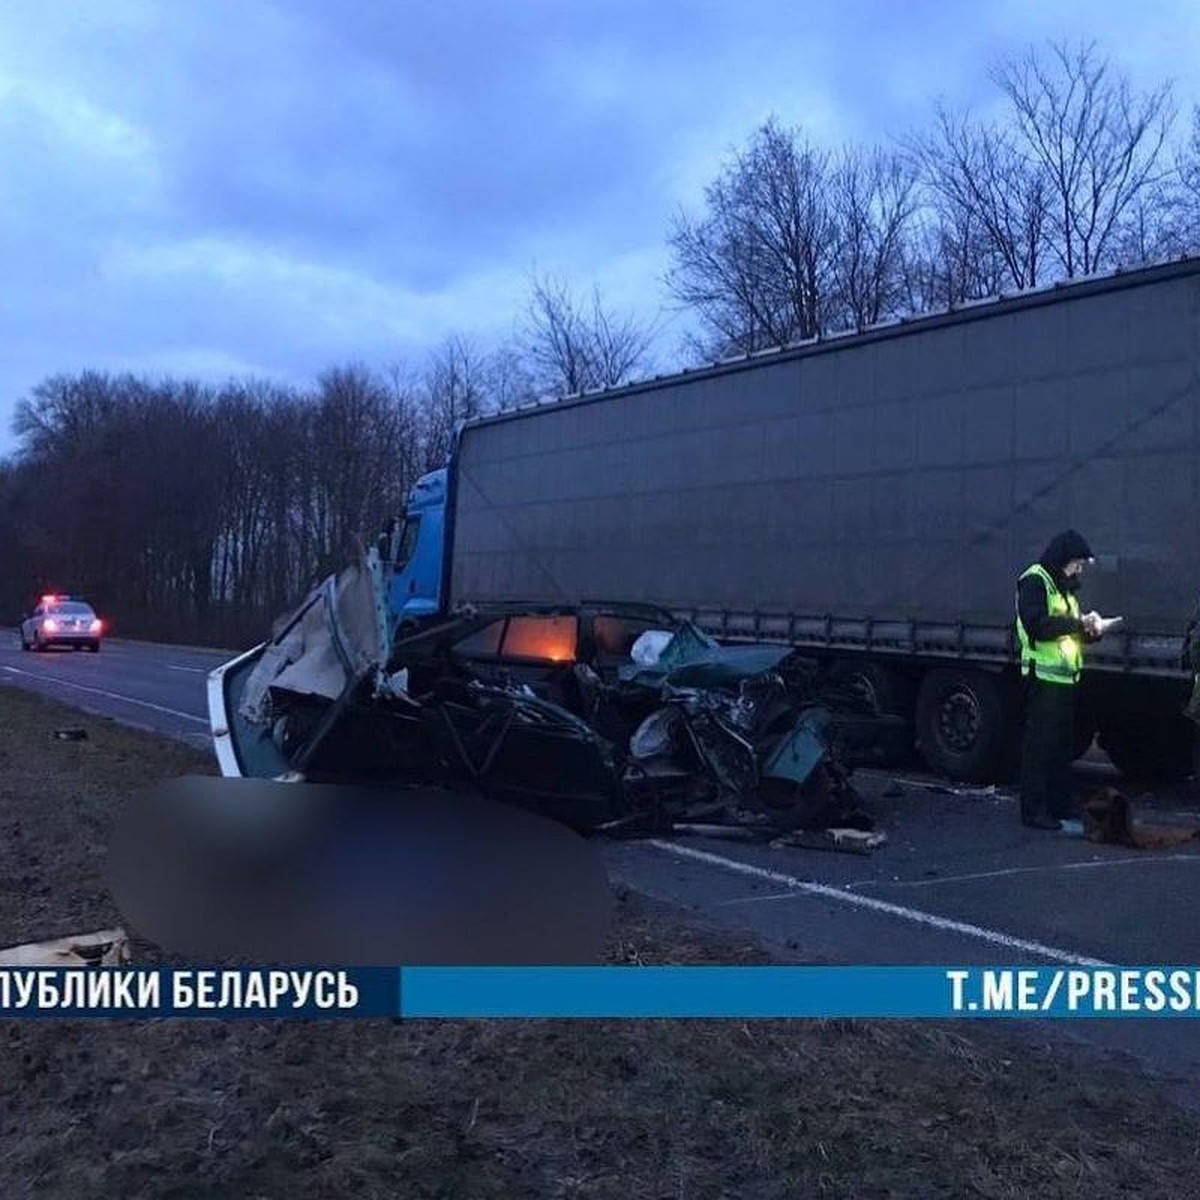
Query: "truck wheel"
828 661 914 719
1098 711 1193 783
828 661 915 766
915 668 1010 782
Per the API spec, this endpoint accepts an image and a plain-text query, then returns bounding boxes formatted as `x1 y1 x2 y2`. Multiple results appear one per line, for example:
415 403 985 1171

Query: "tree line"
669 40 1199 354
3 39 1199 647
0 308 645 645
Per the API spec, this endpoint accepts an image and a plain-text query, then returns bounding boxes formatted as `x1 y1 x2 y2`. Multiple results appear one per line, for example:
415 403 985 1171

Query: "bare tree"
667 118 836 354
828 146 919 330
419 334 496 469
994 39 1175 276
1170 104 1200 253
486 342 538 411
916 104 1051 290
306 364 414 573
902 202 1011 312
521 270 653 396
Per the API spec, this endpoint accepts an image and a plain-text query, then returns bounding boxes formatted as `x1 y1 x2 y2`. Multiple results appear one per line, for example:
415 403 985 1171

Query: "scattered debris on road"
0 927 129 967
900 779 1007 799
53 727 88 741
771 827 889 855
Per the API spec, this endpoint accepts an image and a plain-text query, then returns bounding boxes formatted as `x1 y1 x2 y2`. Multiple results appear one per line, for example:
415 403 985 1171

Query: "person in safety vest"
1015 530 1119 830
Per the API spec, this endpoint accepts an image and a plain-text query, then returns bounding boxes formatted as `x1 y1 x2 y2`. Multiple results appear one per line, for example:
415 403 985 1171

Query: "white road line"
166 665 206 674
647 839 1111 967
847 853 1200 892
1 666 207 724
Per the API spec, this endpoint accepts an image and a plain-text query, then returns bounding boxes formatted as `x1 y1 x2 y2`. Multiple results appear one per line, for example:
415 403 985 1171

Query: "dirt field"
1 682 1199 1199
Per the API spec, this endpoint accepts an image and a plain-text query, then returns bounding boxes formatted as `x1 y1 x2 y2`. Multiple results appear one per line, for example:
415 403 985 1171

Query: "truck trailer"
385 256 1200 785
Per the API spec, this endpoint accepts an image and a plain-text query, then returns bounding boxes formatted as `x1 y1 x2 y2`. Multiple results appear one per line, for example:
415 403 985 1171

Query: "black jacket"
1017 530 1096 645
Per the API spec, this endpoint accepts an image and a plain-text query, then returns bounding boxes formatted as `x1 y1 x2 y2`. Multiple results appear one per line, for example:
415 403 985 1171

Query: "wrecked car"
208 547 904 838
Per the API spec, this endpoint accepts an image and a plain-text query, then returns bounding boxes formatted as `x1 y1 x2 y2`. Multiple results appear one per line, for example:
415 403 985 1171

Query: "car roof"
448 600 679 624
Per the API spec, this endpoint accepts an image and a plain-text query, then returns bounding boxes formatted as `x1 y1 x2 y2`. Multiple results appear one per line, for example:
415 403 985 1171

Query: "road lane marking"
166 665 206 673
846 853 1200 892
1 666 207 724
647 839 1111 967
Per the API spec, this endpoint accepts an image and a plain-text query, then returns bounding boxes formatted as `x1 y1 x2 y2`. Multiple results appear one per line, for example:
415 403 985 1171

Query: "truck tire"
828 660 915 765
915 668 1010 782
1098 711 1194 783
827 660 914 719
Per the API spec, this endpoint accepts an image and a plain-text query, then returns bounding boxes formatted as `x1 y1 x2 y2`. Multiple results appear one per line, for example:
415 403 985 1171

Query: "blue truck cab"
386 467 450 630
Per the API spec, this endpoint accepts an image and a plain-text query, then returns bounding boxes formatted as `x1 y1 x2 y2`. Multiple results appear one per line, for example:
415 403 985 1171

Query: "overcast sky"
1 0 1198 455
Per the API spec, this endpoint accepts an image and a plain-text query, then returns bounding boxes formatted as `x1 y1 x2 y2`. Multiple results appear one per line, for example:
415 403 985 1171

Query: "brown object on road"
1083 787 1200 850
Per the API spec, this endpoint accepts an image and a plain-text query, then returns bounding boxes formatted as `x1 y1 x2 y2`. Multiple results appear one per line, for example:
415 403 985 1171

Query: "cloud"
0 0 1198 454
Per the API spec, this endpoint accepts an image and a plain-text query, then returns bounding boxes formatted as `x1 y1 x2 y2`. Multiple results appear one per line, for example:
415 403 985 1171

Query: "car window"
501 616 578 662
396 517 420 567
52 602 94 616
453 620 506 658
593 615 663 659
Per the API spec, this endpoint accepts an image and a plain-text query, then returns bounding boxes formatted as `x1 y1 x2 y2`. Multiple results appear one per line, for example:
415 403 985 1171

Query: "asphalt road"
0 630 231 755
3 629 1200 1098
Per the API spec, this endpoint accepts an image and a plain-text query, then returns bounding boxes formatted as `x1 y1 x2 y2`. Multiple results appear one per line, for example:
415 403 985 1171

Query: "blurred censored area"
107 778 614 966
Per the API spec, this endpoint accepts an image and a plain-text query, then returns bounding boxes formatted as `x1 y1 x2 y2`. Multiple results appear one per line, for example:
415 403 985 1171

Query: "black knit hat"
1040 529 1095 569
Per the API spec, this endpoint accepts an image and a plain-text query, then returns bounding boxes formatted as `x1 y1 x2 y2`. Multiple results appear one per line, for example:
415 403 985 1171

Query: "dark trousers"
1019 678 1076 821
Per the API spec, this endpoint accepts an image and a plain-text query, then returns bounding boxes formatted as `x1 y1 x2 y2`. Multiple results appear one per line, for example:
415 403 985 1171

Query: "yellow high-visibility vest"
1015 564 1083 685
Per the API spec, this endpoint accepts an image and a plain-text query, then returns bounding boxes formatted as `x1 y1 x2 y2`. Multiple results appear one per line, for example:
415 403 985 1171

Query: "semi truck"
385 256 1200 784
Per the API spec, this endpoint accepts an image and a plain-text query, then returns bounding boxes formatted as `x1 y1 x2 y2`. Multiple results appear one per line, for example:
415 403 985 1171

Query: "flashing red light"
41 594 59 606
42 618 59 633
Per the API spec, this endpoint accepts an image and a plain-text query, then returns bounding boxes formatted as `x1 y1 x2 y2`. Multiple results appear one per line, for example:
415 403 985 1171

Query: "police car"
20 595 104 652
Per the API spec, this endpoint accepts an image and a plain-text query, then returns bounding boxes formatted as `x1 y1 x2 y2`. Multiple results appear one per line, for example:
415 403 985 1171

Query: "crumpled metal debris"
53 728 89 741
212 554 902 839
239 552 387 727
771 828 889 855
0 928 130 967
